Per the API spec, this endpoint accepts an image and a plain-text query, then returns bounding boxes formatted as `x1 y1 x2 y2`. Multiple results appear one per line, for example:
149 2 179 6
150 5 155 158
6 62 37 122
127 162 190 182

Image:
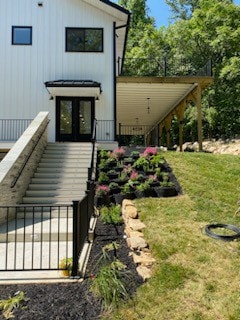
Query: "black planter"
114 193 126 205
107 172 119 180
134 190 146 199
94 195 110 207
124 192 136 200
154 186 177 198
109 187 121 195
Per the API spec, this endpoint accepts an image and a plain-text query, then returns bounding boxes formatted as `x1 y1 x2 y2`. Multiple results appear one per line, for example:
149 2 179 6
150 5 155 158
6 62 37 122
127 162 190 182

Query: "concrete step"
28 183 87 190
36 167 89 173
16 206 73 218
22 196 85 204
0 217 73 243
37 162 90 168
33 172 88 179
30 178 89 184
25 189 85 197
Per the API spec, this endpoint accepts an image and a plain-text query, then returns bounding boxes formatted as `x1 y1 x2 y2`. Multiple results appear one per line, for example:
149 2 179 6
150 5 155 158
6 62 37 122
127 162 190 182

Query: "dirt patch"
0 221 143 320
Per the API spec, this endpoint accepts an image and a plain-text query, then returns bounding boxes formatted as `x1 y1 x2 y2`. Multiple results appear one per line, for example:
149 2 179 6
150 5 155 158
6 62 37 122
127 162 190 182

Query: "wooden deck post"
165 116 172 150
176 103 186 152
196 84 203 151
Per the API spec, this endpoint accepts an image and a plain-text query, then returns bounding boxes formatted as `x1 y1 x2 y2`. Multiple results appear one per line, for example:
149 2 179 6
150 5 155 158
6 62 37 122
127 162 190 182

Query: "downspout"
113 21 117 141
114 14 130 141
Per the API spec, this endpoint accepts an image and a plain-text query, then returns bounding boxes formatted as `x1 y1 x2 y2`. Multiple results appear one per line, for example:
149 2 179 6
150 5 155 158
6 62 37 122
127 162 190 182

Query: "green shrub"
100 205 123 225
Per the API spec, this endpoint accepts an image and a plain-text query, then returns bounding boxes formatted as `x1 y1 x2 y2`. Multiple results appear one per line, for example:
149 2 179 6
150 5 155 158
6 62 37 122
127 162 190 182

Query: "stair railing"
88 118 97 181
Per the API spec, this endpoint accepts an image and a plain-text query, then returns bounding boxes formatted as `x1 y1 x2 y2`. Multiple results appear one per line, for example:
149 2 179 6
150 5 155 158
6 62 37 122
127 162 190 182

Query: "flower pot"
154 186 177 198
114 193 126 205
134 190 146 199
107 172 119 180
124 192 136 200
94 195 110 207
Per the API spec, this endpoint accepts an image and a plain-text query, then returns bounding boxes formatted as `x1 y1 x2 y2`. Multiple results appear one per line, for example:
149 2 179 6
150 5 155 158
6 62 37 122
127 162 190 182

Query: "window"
66 28 103 52
12 26 32 45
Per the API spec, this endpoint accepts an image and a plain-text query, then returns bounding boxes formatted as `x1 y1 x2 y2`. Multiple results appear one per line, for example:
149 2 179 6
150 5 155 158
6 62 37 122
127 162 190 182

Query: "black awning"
44 80 102 98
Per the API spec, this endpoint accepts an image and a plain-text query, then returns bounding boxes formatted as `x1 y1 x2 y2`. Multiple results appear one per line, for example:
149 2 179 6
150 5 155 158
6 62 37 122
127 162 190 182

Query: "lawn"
105 151 240 320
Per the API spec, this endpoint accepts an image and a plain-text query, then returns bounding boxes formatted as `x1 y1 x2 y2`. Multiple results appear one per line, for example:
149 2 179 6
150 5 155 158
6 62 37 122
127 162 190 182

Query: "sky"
113 0 240 28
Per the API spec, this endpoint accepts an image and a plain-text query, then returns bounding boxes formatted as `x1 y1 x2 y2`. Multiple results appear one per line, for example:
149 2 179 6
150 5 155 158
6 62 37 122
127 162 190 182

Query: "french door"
56 97 94 142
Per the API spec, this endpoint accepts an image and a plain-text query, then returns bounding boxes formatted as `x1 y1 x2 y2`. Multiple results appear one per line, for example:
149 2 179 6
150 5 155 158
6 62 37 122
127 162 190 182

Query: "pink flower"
96 185 110 196
113 147 125 158
143 147 157 157
130 170 138 181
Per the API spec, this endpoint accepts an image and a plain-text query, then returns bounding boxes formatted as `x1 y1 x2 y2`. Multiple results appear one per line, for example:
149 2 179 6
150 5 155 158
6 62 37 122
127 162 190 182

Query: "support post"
176 103 186 152
165 116 172 150
196 84 203 151
72 200 79 277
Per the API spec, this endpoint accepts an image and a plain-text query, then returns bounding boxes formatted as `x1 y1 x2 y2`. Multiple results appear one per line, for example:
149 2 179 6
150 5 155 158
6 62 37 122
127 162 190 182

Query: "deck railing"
0 119 32 141
117 57 213 77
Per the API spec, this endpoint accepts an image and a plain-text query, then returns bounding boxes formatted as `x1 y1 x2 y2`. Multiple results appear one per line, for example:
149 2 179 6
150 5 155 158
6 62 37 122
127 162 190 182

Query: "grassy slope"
105 152 240 320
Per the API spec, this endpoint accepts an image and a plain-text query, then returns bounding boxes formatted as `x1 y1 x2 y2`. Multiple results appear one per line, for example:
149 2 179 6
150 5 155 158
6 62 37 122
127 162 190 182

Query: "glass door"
56 97 94 142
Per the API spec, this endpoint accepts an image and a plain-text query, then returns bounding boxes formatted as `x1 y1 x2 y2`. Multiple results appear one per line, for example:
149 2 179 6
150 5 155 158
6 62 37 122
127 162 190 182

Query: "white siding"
0 0 117 141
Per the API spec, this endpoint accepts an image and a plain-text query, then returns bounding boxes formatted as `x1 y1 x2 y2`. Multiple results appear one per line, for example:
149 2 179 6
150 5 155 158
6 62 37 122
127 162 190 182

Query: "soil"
0 221 143 320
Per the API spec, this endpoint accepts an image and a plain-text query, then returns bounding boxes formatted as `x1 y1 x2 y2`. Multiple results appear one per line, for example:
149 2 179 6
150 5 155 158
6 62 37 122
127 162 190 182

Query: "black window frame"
12 26 32 45
65 27 103 53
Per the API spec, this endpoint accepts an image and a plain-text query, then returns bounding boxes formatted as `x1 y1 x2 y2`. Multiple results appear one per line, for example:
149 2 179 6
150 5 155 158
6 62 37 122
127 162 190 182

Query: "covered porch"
116 76 213 151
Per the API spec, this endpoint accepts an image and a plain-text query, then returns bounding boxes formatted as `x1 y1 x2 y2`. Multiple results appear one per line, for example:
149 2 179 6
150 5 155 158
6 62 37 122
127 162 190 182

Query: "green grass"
103 152 240 320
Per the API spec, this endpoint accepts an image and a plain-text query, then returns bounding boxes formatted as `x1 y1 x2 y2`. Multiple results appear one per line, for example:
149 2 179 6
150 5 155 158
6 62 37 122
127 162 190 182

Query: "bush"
100 205 123 225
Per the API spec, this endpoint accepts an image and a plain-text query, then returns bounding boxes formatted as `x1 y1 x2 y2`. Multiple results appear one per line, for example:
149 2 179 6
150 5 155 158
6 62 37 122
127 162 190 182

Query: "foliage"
97 172 109 184
0 291 29 319
96 185 110 197
100 205 123 225
106 152 240 320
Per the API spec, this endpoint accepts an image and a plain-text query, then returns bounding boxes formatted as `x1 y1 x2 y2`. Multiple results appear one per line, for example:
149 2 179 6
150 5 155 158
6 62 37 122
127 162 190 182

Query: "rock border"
121 199 155 281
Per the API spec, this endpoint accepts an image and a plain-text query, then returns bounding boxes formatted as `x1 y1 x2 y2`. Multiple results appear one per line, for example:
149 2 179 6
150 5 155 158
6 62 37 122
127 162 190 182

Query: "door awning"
45 80 102 98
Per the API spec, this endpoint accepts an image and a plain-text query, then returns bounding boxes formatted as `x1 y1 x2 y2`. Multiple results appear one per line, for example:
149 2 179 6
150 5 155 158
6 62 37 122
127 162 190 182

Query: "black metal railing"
96 120 115 141
117 124 152 147
117 57 213 77
72 180 95 276
88 119 97 181
0 204 72 272
0 181 95 276
0 119 32 141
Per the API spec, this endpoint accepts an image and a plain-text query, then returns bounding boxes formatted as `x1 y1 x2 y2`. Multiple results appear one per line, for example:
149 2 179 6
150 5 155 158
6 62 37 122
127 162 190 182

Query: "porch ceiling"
116 76 213 129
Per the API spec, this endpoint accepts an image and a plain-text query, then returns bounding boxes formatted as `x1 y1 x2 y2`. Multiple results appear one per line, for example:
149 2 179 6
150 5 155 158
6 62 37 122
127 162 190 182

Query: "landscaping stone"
128 218 146 231
127 236 148 250
136 265 153 281
132 252 156 266
122 199 138 219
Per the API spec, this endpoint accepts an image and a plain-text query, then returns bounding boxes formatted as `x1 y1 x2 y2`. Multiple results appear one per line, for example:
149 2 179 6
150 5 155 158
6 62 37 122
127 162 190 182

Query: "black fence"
0 119 32 141
0 182 95 276
117 57 213 77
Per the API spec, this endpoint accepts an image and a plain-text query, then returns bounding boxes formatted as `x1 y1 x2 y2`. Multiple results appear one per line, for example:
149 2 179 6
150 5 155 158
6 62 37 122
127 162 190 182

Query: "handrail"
11 119 50 188
88 118 97 181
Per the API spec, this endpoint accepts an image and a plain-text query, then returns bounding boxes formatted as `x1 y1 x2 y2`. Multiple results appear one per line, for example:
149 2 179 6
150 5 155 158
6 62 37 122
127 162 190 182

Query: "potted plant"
150 154 165 168
133 156 149 172
130 150 140 160
106 169 119 180
59 257 73 277
123 157 134 165
112 147 125 160
134 181 150 198
154 181 177 197
95 185 110 207
99 149 109 160
122 182 135 200
109 182 121 195
97 171 109 184
142 147 157 158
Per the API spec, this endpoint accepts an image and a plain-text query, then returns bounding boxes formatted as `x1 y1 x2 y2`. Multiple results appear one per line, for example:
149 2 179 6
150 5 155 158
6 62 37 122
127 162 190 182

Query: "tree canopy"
118 0 240 141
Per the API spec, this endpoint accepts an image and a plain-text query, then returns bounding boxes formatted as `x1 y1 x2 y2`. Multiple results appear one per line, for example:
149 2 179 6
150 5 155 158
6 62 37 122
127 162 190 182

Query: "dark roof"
99 0 130 15
45 80 101 89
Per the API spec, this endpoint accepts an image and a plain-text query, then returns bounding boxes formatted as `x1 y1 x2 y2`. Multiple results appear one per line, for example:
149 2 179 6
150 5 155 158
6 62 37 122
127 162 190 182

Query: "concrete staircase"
22 142 94 205
0 142 97 274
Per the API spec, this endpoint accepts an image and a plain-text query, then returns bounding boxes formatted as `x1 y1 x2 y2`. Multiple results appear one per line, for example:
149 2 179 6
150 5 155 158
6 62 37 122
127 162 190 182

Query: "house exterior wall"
0 0 117 141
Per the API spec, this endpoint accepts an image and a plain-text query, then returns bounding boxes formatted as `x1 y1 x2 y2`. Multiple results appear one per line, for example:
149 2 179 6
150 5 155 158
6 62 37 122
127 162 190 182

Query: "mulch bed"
0 220 143 320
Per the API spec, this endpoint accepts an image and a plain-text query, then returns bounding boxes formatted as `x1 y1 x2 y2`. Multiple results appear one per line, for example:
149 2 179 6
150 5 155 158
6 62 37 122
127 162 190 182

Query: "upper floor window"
12 26 32 45
66 28 103 52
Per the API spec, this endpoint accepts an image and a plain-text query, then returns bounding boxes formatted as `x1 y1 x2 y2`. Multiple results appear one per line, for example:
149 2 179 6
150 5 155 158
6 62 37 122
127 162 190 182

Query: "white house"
0 0 130 142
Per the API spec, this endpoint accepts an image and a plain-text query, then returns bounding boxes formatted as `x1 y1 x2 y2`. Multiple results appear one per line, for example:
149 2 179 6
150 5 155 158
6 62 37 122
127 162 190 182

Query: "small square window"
66 28 103 52
12 26 32 45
